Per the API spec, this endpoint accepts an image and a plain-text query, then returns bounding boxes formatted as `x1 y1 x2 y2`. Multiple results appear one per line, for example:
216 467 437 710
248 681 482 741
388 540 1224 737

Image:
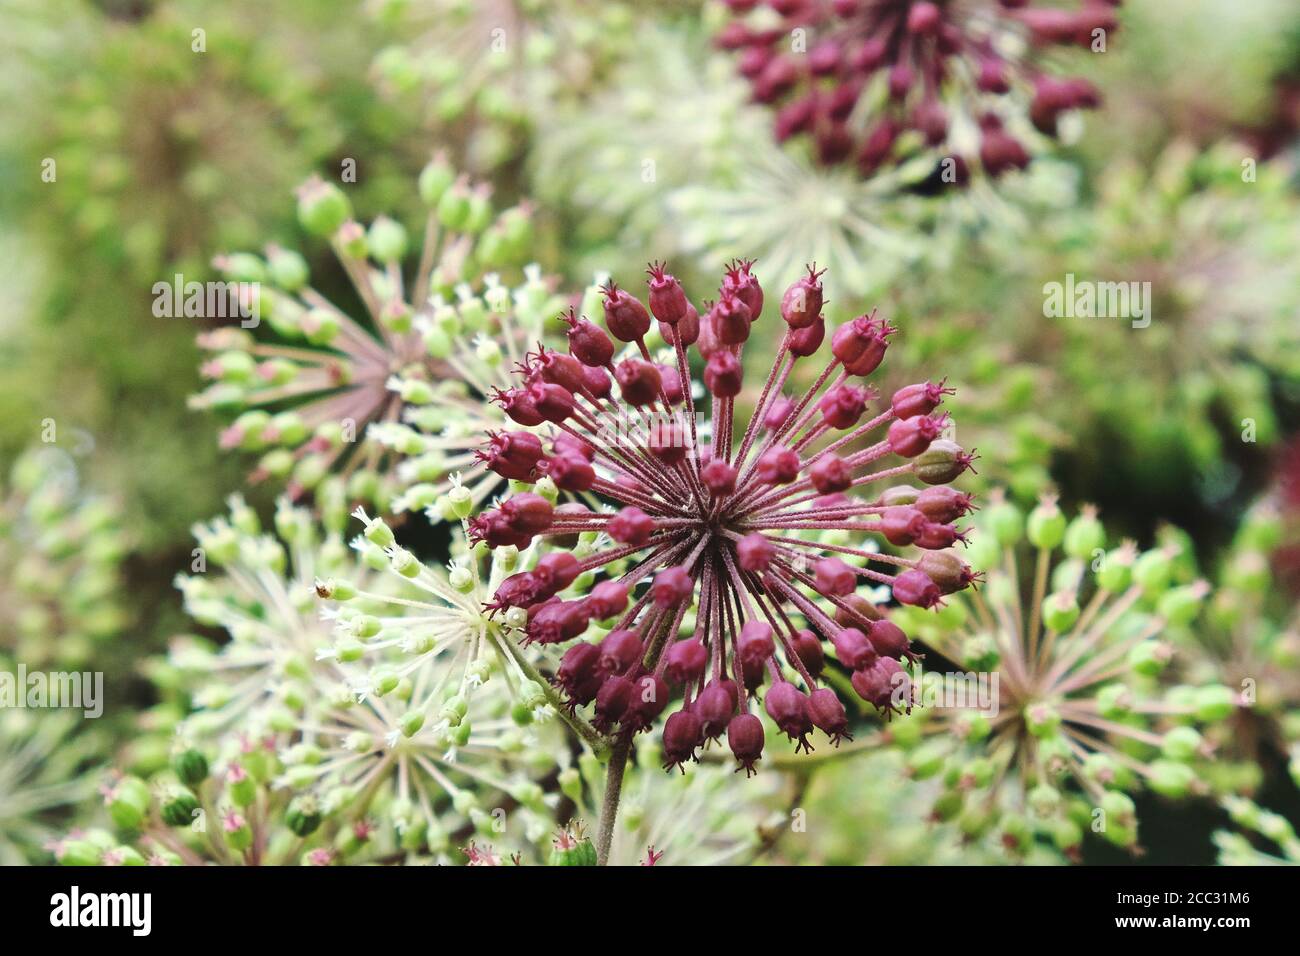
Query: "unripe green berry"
297 178 351 236
285 796 323 837
1193 684 1236 722
1063 508 1105 559
1042 591 1080 632
987 498 1025 547
1027 498 1066 550
367 215 408 262
1161 726 1202 762
160 787 201 828
171 747 209 787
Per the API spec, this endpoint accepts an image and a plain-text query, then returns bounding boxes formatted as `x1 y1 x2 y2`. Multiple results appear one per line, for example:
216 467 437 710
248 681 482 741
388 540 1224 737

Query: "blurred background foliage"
0 0 1298 864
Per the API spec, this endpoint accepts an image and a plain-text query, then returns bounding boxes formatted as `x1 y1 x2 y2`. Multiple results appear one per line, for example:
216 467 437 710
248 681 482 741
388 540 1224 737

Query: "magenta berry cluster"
717 0 1117 179
471 259 977 776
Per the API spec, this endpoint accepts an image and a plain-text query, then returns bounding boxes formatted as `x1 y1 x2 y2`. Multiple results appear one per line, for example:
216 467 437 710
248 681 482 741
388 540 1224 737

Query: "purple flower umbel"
473 260 977 775
718 0 1116 180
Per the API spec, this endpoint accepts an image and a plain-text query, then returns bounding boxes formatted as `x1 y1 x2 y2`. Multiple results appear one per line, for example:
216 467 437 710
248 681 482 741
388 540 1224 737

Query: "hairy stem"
596 737 632 866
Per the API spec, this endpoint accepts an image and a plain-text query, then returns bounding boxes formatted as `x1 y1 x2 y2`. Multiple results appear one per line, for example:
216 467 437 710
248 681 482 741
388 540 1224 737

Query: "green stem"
498 632 611 760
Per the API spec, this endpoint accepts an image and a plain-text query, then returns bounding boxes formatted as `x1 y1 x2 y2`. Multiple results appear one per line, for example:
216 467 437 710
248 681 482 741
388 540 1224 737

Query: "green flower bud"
548 827 598 866
381 300 413 334
367 215 408 263
418 154 456 206
217 252 267 284
285 795 323 837
399 710 426 738
388 546 423 579
370 667 400 696
297 177 351 236
1027 497 1066 550
1147 759 1196 798
1193 684 1237 722
1063 507 1105 560
448 484 474 519
104 846 146 866
1132 549 1174 595
558 767 583 803
160 787 201 827
451 719 472 747
227 767 256 808
1028 783 1061 818
1157 583 1207 627
958 757 995 789
465 189 492 234
1000 813 1032 855
930 790 964 822
223 810 253 852
1049 817 1083 854
1096 683 1132 719
56 839 104 866
1101 790 1136 828
448 565 474 592
1096 546 1135 592
171 747 209 787
1128 640 1172 676
954 712 991 743
440 694 469 726
1042 591 1080 632
352 615 382 639
958 805 995 840
265 246 309 291
986 497 1025 547
106 776 151 831
907 741 947 780
437 182 473 231
334 639 365 663
1025 702 1061 738
1161 726 1202 762
1083 753 1120 787
960 633 1000 671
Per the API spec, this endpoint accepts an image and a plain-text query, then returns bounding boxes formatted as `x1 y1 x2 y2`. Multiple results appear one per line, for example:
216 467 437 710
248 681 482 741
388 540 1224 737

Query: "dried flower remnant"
887 492 1229 859
719 0 1116 180
191 155 566 515
471 258 977 793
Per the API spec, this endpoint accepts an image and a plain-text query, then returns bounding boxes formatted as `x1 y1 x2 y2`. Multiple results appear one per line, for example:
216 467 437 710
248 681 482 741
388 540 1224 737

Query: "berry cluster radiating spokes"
191 154 565 515
470 258 978 775
0 448 128 669
887 492 1230 858
718 0 1118 180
